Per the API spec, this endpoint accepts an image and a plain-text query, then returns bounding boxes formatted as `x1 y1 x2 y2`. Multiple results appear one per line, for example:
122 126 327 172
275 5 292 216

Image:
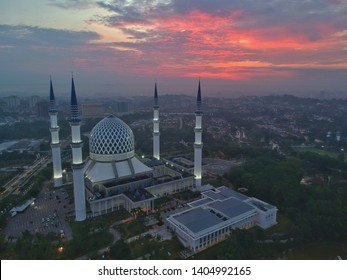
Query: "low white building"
167 186 277 253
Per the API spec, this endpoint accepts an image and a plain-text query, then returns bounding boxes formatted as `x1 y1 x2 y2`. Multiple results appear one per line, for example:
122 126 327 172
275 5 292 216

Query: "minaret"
49 79 63 187
194 80 203 188
69 76 86 221
153 83 160 160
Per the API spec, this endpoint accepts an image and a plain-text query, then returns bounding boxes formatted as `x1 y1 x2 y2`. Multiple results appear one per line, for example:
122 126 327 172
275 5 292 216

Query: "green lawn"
116 220 148 239
287 242 347 260
264 214 294 235
63 219 113 259
128 236 184 259
93 210 131 226
62 210 130 259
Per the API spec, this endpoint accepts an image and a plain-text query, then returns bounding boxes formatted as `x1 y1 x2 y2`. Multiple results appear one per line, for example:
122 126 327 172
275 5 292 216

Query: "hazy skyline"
1 0 347 98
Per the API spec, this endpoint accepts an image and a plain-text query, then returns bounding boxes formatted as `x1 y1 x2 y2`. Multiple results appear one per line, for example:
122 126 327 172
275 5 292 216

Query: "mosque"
48 78 203 221
49 77 277 252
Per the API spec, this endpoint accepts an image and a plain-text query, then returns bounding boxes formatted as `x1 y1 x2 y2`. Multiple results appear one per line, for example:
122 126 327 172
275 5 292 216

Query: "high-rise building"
114 101 129 116
37 101 49 118
19 98 30 112
30 96 40 112
7 95 19 112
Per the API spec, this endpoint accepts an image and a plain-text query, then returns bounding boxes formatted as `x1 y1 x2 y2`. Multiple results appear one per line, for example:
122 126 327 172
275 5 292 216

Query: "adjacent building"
167 186 277 253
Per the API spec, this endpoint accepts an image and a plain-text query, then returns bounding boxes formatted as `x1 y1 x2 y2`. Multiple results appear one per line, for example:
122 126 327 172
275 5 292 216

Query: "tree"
109 240 132 259
0 232 8 257
337 153 345 162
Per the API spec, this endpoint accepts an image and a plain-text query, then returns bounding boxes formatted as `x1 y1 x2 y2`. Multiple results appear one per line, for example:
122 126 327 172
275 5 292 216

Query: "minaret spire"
153 82 160 159
154 82 159 108
194 80 203 188
70 76 80 123
196 79 202 113
49 78 57 113
49 78 63 187
69 76 86 221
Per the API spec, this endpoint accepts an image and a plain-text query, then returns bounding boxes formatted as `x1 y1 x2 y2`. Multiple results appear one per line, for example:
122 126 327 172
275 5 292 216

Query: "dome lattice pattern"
89 116 135 161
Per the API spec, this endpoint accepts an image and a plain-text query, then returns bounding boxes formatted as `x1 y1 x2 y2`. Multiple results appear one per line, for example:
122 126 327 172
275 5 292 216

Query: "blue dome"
89 116 135 161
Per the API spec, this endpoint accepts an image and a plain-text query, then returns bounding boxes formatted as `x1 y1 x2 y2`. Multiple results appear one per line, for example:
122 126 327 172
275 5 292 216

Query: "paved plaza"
204 158 243 175
4 184 74 240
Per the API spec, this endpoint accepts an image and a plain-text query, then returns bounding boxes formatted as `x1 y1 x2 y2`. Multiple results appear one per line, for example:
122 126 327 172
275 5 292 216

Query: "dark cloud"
0 25 104 88
96 0 347 36
97 1 147 25
0 24 99 47
96 0 172 26
48 0 95 10
170 0 347 23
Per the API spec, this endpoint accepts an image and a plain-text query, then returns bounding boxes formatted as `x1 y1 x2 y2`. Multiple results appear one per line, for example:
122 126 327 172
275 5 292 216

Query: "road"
0 156 51 199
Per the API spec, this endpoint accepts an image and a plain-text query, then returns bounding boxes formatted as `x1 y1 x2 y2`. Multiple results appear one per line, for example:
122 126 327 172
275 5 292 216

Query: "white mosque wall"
89 195 126 217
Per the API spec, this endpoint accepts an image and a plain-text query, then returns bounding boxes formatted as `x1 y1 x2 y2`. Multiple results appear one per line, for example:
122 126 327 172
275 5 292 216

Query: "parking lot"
4 184 74 240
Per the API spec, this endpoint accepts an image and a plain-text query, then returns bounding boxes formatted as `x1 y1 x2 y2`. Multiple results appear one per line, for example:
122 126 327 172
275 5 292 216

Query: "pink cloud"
87 6 347 81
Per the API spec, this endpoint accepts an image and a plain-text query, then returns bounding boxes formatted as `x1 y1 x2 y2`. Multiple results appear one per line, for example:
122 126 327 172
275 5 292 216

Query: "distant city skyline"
1 0 347 97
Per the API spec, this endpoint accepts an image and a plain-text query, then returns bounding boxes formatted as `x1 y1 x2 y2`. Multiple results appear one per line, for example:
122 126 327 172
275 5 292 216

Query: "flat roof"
202 187 250 202
249 199 276 211
11 198 35 213
173 208 224 234
168 185 278 238
203 190 225 200
210 197 255 219
144 157 163 167
218 186 250 201
172 197 256 235
189 198 213 208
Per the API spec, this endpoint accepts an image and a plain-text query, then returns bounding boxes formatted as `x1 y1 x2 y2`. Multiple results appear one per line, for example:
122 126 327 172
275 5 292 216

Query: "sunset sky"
1 0 347 97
